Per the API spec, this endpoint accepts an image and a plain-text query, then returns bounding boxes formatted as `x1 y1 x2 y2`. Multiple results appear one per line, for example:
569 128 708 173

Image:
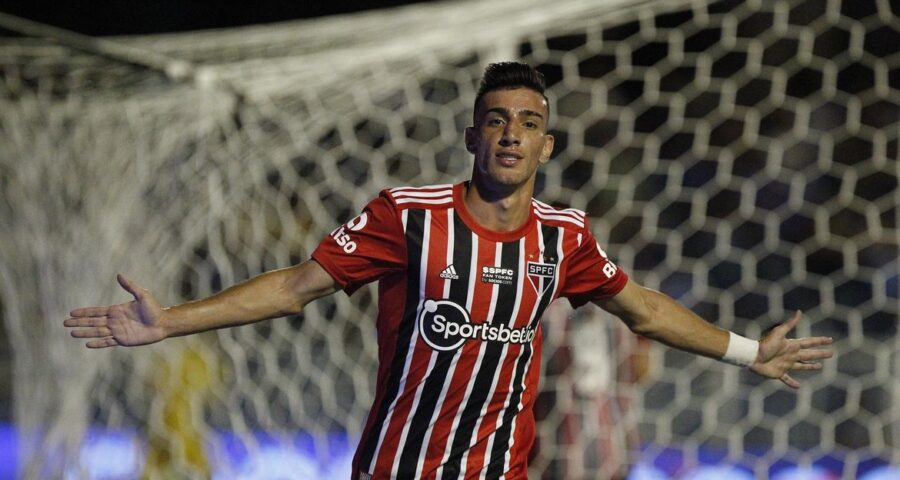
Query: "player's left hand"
750 310 833 389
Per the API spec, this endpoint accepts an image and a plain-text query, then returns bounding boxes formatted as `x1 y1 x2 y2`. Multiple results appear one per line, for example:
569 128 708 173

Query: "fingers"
70 327 112 338
64 316 107 328
796 336 833 348
72 274 145 316
86 337 118 349
66 315 113 339
70 307 110 317
777 310 803 335
780 373 800 389
791 361 823 371
796 348 833 363
117 274 144 301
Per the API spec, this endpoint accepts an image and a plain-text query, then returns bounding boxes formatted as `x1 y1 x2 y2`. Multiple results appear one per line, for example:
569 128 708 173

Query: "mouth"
495 150 523 166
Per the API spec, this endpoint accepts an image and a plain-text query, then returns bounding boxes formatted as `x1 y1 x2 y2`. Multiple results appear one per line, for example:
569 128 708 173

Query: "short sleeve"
311 191 407 294
560 221 629 308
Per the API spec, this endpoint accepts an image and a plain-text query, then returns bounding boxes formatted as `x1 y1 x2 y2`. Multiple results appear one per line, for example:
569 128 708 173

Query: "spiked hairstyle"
473 62 549 123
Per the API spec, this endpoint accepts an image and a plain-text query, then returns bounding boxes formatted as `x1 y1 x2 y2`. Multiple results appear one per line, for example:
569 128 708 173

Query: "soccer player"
65 62 833 479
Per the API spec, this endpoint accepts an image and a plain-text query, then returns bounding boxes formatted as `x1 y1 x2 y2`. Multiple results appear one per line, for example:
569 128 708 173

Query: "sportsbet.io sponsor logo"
418 299 536 351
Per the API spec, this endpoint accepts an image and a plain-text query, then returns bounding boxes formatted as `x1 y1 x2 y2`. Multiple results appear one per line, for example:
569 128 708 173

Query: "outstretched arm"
65 259 340 348
595 279 833 389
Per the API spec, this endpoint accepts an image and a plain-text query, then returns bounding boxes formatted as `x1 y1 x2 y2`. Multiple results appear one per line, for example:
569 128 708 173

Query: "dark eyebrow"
485 107 545 119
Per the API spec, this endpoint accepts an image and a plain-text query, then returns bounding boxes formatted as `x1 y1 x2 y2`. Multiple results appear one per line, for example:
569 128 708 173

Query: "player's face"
466 88 554 192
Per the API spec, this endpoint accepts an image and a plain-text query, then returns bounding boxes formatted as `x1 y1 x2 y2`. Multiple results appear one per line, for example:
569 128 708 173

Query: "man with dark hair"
66 61 832 479
474 61 549 112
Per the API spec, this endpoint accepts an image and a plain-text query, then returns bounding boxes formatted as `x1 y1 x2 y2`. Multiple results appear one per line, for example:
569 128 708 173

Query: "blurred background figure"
534 300 651 480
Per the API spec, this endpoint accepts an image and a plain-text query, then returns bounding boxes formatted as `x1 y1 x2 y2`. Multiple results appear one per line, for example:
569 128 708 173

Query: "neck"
463 175 534 232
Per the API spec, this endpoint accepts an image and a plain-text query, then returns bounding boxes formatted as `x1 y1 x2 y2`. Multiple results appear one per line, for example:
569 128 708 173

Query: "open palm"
65 274 167 348
750 311 833 389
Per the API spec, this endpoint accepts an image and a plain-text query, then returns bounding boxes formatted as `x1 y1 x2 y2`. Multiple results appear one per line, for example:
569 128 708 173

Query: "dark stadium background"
0 1 434 36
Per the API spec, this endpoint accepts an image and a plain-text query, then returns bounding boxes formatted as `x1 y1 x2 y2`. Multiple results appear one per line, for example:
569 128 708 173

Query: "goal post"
1 0 897 478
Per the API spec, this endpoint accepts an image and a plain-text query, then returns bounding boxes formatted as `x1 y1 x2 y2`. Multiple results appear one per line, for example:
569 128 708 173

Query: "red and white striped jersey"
312 182 628 479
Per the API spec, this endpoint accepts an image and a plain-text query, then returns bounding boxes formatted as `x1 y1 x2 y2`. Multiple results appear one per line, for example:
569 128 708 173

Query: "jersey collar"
453 182 537 242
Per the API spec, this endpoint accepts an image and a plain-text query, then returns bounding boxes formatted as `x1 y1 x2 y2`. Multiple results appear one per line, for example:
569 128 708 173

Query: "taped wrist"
722 331 759 367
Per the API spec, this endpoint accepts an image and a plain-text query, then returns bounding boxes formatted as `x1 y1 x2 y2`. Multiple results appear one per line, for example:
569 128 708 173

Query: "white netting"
1 0 897 478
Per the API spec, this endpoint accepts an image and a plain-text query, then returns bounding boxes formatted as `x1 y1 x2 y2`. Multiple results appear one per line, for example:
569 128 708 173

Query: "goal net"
0 0 897 478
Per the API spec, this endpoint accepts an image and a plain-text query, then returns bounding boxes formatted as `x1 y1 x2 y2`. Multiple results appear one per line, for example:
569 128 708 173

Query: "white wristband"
722 332 759 367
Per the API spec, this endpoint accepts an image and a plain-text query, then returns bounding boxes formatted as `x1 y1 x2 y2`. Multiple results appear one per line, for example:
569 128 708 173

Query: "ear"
464 127 477 153
539 133 555 165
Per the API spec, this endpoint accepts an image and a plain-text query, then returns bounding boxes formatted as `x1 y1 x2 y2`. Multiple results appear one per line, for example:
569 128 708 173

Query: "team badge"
527 261 556 295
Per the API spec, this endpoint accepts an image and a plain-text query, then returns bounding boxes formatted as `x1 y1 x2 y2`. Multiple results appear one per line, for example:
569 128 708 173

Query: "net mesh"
1 0 897 478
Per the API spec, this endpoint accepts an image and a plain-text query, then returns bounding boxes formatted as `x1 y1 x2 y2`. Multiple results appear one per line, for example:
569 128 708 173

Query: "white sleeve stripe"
394 197 454 205
390 184 454 194
531 199 585 218
392 190 454 199
533 211 584 228
532 207 585 223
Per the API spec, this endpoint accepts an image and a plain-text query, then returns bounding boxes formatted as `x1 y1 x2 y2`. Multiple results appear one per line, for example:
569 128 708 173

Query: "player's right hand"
64 274 167 348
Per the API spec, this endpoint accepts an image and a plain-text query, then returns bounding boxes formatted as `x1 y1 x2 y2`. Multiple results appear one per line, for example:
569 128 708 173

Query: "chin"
475 162 533 189
488 172 532 189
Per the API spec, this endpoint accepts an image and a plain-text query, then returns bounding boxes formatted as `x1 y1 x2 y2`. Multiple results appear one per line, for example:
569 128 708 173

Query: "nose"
500 123 520 146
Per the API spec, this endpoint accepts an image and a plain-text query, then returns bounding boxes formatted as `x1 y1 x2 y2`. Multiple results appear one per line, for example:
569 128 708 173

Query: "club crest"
527 261 556 296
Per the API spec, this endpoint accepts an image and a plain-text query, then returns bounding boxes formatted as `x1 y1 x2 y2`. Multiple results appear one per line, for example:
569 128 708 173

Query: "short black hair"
474 62 548 118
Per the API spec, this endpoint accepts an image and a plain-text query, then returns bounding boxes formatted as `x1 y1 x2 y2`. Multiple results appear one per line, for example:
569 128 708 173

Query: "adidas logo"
439 264 459 280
